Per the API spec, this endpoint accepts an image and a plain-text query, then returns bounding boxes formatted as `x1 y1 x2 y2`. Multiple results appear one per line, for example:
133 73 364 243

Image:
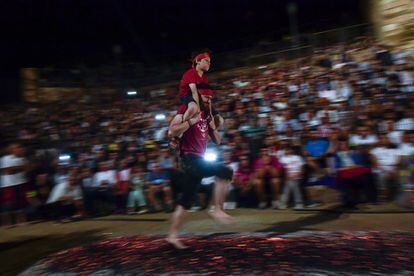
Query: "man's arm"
168 113 200 138
209 127 221 144
208 113 224 144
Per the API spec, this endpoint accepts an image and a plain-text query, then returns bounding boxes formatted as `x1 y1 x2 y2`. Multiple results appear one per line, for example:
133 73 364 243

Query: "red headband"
192 52 211 67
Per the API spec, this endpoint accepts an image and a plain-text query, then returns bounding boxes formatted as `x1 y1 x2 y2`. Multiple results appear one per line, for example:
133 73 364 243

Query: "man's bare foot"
208 210 235 225
166 237 189 250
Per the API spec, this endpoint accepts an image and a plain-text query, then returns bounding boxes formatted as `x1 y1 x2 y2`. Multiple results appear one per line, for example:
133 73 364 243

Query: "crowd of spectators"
1 37 413 226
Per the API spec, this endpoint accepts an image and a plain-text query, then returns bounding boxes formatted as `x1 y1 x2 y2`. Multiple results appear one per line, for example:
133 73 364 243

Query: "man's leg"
253 178 267 208
270 177 281 208
167 166 200 249
167 205 189 249
147 186 159 211
209 177 234 224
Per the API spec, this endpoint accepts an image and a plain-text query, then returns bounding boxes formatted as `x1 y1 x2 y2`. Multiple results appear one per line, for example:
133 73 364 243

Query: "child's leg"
292 180 303 205
137 189 147 207
280 180 292 208
126 191 136 213
182 102 199 122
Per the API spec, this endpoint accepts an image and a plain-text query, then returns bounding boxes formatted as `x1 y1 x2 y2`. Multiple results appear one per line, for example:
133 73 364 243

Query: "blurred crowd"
1 37 414 226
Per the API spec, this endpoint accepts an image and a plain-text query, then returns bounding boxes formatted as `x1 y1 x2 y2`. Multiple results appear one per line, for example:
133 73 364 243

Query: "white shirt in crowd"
349 134 378 146
370 147 401 172
0 154 27 188
395 118 414 131
399 143 414 156
338 151 355 167
54 173 68 187
318 90 341 102
317 109 339 123
118 168 131 182
47 180 83 204
338 83 353 99
388 130 403 145
93 170 117 187
280 154 304 180
288 85 299 92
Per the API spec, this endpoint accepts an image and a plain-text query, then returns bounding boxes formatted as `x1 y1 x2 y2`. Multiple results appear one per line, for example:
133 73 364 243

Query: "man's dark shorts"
178 153 233 210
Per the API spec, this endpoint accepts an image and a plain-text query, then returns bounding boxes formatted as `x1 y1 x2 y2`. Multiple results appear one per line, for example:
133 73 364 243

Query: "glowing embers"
23 232 414 275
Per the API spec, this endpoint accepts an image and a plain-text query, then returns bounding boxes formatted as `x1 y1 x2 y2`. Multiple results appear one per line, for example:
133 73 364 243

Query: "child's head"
285 145 294 156
192 50 211 71
132 164 144 175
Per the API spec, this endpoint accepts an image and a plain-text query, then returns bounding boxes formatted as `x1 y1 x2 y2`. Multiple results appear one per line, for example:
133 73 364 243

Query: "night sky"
0 0 365 102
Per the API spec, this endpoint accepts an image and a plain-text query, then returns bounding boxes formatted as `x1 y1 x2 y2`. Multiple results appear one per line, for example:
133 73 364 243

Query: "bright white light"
127 91 137 96
59 154 71 161
204 151 218 162
258 65 268 69
155 114 166 121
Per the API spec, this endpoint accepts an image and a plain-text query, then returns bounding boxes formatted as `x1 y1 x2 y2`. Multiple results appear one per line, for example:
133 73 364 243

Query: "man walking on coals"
167 88 234 249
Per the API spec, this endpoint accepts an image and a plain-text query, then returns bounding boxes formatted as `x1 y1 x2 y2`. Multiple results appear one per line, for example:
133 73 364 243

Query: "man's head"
68 173 77 186
9 143 23 156
133 164 143 174
152 161 161 173
402 130 414 144
199 91 213 112
310 130 320 140
259 147 270 157
239 155 250 168
99 161 109 171
338 138 350 151
378 134 391 147
357 125 369 137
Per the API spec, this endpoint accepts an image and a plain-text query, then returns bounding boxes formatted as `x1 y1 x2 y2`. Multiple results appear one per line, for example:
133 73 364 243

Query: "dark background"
0 0 367 103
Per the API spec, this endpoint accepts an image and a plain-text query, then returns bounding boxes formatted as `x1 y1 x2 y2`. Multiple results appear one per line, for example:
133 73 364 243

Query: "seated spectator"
115 159 131 213
303 130 330 207
127 165 148 214
158 148 175 170
399 131 414 156
233 155 255 208
92 161 117 213
80 167 97 215
349 125 378 146
395 109 414 131
397 155 414 209
54 163 69 187
1 143 28 227
371 134 402 200
252 147 282 209
147 162 173 212
334 139 371 208
279 145 304 209
26 173 52 221
47 168 85 220
383 120 404 145
317 116 334 138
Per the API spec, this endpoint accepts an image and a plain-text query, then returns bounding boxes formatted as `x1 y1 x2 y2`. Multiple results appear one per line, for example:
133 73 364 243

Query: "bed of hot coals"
22 231 414 275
